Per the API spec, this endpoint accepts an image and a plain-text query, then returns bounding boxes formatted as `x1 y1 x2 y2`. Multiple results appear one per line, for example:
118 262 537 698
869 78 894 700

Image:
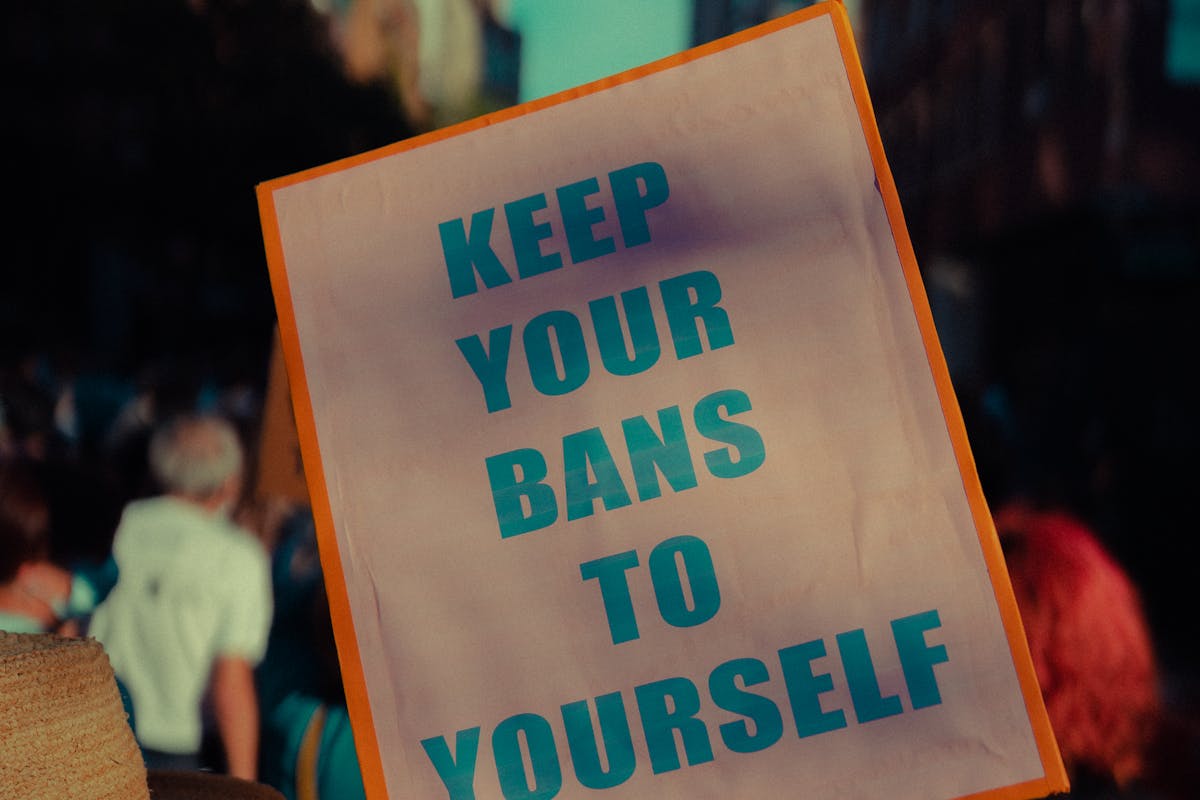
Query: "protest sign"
257 3 1068 798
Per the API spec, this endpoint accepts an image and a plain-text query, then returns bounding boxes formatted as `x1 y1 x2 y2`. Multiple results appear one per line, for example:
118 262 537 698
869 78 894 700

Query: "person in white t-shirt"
90 414 272 780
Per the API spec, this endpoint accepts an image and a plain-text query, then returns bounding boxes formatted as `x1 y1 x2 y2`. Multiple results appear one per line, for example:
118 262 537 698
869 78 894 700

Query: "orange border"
257 192 392 798
257 3 1068 798
826 3 1068 797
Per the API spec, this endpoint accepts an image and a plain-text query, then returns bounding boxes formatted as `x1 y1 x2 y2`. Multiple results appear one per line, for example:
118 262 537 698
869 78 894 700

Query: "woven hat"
0 631 283 800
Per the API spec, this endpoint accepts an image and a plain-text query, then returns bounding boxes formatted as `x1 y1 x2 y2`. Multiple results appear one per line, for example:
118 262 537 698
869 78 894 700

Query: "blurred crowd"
1 353 362 796
2 1 452 796
10 381 1199 798
3 1 1200 799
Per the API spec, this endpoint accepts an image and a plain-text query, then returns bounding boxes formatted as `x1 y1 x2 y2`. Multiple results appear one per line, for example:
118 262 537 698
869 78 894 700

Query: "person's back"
92 495 269 754
90 414 272 780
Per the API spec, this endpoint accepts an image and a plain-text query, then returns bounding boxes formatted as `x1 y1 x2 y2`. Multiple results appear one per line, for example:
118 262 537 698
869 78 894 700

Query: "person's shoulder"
214 518 270 568
212 523 272 603
120 494 170 518
121 494 209 524
113 495 180 538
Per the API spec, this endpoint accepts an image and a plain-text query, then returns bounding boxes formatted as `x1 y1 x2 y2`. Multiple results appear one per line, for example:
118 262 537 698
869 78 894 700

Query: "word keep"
440 162 671 299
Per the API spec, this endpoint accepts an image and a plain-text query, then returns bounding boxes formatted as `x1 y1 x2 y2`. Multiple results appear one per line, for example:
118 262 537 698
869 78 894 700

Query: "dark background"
4 0 1198 734
860 0 1200 710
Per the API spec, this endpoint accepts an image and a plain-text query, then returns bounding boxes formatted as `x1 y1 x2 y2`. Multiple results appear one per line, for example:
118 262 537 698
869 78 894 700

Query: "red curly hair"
996 504 1161 787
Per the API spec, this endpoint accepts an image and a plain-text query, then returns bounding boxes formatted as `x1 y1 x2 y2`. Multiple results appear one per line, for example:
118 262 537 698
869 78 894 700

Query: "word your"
456 269 734 414
440 162 670 298
486 388 765 538
420 609 950 799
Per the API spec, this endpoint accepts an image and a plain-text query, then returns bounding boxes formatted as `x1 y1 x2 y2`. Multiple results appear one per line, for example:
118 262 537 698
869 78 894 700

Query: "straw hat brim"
1 632 287 800
1 631 148 799
147 770 285 800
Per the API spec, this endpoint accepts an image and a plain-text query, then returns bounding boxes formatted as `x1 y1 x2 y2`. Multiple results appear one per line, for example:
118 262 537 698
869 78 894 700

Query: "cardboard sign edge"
826 6 1069 798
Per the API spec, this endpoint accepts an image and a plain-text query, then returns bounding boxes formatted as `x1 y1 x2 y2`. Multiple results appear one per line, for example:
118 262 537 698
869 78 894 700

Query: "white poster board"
258 4 1067 798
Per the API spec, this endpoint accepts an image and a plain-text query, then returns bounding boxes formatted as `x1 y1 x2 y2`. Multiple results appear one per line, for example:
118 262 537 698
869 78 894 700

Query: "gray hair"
148 415 244 498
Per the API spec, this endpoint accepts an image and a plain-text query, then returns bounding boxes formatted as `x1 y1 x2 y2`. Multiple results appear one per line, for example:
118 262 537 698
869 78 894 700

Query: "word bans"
456 269 734 414
420 609 950 799
441 162 670 299
486 389 765 538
